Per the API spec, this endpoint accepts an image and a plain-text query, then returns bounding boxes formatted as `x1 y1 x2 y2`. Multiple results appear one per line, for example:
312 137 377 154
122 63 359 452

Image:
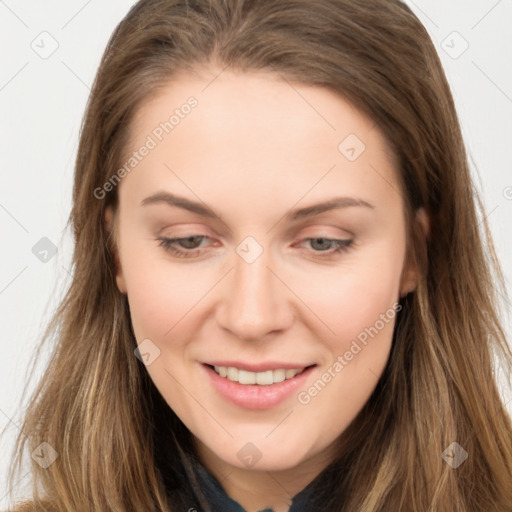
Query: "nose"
215 244 294 341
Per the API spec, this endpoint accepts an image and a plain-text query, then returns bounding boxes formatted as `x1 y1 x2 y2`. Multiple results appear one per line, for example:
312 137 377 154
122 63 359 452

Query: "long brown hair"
5 0 512 510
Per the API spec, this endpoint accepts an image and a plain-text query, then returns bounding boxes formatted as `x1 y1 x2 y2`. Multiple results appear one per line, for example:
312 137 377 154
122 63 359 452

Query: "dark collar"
150 392 343 511
181 449 326 512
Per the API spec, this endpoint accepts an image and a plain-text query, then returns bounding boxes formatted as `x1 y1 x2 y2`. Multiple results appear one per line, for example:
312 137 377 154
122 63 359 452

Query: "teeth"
238 370 256 384
273 369 286 383
256 370 273 385
227 367 238 381
213 365 304 385
285 369 299 379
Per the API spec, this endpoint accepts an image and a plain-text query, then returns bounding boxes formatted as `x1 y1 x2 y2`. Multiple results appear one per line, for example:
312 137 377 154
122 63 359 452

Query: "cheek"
119 244 208 342
123 232 405 351
293 243 404 426
293 240 404 351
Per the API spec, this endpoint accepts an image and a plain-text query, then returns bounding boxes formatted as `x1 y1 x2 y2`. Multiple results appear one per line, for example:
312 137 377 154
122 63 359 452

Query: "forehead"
120 68 403 214
131 68 387 151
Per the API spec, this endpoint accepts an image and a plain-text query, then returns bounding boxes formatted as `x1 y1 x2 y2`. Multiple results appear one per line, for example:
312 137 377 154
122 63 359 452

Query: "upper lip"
202 361 316 372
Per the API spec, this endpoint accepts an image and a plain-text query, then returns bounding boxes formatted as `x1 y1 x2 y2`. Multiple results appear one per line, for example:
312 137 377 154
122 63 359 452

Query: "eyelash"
156 235 354 259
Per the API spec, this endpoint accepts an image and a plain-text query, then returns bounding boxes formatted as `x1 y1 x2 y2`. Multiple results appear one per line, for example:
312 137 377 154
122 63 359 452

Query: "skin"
105 68 428 512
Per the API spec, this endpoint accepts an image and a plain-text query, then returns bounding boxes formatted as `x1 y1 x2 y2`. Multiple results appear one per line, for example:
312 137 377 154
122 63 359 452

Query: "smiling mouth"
205 364 316 385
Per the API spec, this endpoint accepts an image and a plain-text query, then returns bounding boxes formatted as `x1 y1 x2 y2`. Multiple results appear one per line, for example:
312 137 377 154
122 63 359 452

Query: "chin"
211 435 315 473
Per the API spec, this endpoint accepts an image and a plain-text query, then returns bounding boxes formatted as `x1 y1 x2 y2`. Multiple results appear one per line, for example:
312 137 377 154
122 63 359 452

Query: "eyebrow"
140 191 375 222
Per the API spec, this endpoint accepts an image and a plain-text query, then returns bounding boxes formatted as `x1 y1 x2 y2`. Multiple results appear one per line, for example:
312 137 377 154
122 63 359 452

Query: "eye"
298 237 353 258
156 235 354 259
156 235 210 258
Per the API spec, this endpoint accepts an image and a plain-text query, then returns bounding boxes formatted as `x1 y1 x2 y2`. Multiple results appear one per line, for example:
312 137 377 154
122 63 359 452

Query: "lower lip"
202 364 316 410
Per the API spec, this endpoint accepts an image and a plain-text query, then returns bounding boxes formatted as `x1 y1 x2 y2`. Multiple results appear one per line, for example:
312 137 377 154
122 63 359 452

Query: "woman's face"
107 68 420 474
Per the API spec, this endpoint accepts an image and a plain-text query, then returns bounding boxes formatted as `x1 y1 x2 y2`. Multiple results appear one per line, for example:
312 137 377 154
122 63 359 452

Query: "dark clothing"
174 445 323 512
149 385 345 512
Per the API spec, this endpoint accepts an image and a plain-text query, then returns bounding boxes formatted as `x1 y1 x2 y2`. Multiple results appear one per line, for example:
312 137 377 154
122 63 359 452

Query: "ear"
399 207 429 298
105 206 127 294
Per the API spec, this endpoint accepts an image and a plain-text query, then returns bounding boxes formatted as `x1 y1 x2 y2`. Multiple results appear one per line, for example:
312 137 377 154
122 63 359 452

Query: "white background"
1 0 511 507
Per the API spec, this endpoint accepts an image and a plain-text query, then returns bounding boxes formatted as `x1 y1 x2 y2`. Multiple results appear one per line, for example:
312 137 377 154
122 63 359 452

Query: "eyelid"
154 215 358 243
298 224 355 238
157 228 352 246
157 223 220 238
157 233 354 261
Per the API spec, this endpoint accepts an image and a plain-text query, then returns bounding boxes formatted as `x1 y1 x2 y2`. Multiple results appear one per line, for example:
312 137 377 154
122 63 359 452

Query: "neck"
193 438 335 512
